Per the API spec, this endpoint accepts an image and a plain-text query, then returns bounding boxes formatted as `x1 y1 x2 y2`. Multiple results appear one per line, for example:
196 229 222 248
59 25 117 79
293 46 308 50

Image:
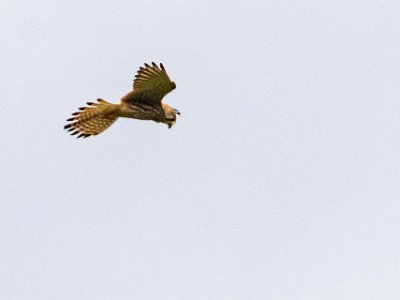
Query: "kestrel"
64 62 179 138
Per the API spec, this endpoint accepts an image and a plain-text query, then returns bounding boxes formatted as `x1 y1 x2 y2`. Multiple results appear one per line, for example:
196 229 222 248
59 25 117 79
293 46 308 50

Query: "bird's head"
163 105 180 129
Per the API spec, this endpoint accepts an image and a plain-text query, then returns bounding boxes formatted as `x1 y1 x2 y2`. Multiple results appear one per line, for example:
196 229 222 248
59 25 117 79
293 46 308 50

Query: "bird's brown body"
119 93 177 126
64 62 179 138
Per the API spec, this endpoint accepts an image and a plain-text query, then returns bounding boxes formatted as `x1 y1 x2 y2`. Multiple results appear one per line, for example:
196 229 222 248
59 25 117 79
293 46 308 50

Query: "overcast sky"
1 1 400 299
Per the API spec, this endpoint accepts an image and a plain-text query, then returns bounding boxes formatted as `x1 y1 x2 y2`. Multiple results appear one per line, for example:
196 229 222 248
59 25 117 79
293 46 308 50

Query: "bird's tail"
64 99 119 138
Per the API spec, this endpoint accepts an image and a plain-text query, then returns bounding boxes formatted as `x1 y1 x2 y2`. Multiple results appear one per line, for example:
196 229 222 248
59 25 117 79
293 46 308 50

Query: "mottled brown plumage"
64 62 179 138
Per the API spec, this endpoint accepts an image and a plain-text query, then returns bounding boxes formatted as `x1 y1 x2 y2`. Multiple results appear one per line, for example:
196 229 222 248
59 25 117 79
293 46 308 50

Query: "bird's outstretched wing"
122 62 176 104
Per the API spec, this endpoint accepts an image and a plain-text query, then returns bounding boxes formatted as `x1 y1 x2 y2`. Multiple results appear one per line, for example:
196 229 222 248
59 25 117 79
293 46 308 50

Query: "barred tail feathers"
64 99 119 138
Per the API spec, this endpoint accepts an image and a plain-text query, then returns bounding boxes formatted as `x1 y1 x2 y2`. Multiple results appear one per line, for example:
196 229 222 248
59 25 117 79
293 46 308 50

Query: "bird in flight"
64 62 179 138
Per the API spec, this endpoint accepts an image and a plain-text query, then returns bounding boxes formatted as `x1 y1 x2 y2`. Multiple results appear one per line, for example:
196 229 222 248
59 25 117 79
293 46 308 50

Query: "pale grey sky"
1 1 400 299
